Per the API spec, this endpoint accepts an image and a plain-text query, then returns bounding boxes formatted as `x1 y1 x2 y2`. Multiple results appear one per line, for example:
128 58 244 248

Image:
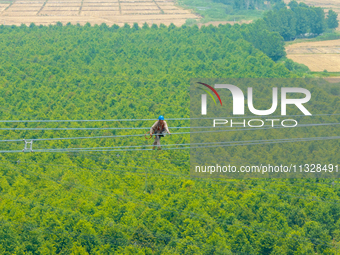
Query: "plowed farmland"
286 39 340 72
0 0 199 26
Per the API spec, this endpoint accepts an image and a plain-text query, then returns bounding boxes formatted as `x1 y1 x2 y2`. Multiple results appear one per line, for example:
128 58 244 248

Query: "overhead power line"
0 122 339 143
1 135 339 153
0 113 339 124
27 135 340 152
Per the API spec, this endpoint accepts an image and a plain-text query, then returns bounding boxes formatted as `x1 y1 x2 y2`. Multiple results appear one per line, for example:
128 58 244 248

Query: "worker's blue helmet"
158 115 164 120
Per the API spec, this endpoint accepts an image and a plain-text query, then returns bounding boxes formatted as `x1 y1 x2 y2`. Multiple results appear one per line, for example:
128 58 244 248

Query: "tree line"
210 0 339 41
212 0 283 11
264 1 338 40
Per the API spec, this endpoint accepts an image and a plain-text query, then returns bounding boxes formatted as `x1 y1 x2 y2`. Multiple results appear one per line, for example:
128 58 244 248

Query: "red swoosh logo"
198 82 223 106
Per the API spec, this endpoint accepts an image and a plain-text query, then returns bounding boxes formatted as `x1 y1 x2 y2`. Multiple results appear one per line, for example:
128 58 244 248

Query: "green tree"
326 10 339 29
309 7 326 34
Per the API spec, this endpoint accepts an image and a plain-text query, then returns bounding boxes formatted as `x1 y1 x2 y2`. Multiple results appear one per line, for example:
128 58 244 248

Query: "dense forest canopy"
0 23 339 254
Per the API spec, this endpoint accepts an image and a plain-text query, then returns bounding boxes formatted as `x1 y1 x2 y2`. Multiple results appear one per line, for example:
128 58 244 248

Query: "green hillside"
0 23 340 254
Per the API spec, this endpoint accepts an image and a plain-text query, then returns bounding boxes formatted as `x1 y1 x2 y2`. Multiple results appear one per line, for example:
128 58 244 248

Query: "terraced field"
0 0 199 26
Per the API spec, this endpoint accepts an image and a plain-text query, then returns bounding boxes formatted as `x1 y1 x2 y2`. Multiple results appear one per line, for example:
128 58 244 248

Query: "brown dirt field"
109 13 198 20
286 39 340 71
0 0 200 26
120 3 154 6
158 6 179 9
126 0 155 1
156 3 176 6
45 4 82 7
287 48 340 54
121 6 159 10
82 7 119 11
42 7 80 11
287 54 340 72
287 39 340 48
120 3 157 6
163 9 191 14
121 10 161 14
82 3 119 6
50 0 82 1
7 8 42 11
0 4 10 11
0 15 190 26
50 1 81 2
81 11 120 15
10 3 42 6
39 11 80 15
83 0 118 2
3 12 38 16
120 0 154 2
15 1 44 3
49 0 80 2
12 4 43 7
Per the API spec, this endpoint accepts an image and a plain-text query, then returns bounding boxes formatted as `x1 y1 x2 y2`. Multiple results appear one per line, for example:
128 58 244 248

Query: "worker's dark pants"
153 134 164 147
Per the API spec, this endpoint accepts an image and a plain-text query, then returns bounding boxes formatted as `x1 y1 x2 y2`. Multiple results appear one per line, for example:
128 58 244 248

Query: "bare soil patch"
158 5 179 9
120 5 159 10
6 8 42 11
45 3 81 7
10 3 41 6
42 7 80 11
39 11 80 15
287 54 340 72
15 1 41 2
0 0 200 26
82 6 119 10
81 11 119 15
121 10 161 14
120 3 154 6
286 39 340 71
82 3 118 6
3 11 37 15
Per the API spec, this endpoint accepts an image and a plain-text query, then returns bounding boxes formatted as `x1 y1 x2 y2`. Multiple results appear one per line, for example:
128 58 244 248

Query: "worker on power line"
149 115 171 150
